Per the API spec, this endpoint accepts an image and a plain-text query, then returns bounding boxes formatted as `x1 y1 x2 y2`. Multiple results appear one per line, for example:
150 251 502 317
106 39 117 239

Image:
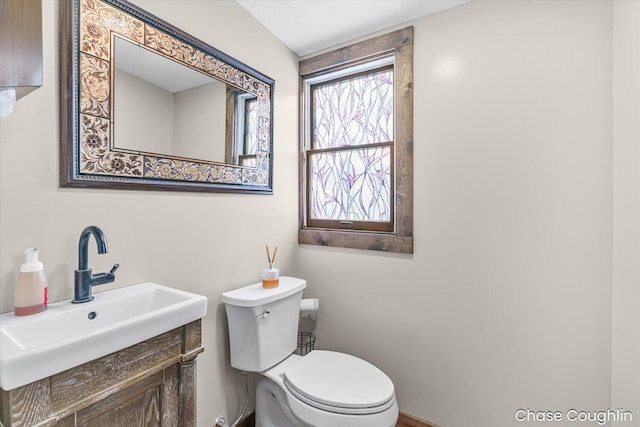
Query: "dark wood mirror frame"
60 0 275 193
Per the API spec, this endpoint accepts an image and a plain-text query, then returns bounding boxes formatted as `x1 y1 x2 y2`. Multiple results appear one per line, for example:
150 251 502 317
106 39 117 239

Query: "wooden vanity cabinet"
0 0 43 99
0 320 203 427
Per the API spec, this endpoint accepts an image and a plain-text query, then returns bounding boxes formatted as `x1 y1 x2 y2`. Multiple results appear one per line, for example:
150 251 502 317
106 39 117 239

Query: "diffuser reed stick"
265 244 272 265
265 244 278 269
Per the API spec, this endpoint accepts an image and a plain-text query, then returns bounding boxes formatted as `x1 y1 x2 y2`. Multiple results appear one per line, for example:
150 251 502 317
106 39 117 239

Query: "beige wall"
300 1 613 426
1 1 633 427
173 81 227 161
0 1 299 426
612 1 640 424
114 69 174 154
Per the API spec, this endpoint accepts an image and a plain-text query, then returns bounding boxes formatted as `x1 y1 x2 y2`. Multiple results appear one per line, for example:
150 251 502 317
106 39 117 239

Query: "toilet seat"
283 350 395 415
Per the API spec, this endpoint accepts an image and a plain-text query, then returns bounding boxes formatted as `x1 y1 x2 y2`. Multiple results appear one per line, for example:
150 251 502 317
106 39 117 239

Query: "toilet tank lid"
222 277 307 307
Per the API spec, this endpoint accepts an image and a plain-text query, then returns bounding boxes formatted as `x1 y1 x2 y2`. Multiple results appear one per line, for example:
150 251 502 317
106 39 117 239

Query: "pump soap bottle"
15 247 48 316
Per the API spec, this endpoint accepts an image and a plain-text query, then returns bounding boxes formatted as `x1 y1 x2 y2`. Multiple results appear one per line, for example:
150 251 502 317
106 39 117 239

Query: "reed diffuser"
262 244 280 288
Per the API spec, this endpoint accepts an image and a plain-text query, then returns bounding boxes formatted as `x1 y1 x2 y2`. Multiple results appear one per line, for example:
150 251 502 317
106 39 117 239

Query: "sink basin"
0 282 207 390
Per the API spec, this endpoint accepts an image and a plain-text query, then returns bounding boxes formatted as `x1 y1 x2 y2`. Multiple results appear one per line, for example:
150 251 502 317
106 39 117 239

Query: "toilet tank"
222 277 307 372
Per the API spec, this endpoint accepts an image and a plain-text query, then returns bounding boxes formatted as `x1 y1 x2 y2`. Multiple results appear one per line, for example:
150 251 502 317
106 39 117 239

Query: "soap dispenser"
15 247 48 316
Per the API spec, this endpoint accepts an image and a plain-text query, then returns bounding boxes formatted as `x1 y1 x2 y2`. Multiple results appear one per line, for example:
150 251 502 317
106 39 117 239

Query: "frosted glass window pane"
312 69 393 149
309 146 391 221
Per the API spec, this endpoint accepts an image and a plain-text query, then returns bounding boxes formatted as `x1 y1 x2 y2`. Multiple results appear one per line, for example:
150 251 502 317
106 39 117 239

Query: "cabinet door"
80 388 160 427
59 372 164 427
0 0 43 98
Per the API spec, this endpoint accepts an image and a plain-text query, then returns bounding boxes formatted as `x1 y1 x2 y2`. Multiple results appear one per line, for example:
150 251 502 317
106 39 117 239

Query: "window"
236 93 258 167
299 27 414 253
225 89 259 167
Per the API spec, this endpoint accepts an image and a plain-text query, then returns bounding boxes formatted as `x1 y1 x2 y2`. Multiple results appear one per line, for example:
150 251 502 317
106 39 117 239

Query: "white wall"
611 1 640 424
1 1 631 427
0 1 299 426
300 2 613 426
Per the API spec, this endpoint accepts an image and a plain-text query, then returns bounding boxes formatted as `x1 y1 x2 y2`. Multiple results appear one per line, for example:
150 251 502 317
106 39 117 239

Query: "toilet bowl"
222 277 399 427
256 352 399 427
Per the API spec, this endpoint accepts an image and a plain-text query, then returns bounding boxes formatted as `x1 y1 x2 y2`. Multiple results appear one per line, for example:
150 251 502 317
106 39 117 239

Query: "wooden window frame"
298 27 414 254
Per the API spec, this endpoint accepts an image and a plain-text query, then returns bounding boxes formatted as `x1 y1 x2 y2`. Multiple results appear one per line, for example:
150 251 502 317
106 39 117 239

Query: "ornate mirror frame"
60 0 275 193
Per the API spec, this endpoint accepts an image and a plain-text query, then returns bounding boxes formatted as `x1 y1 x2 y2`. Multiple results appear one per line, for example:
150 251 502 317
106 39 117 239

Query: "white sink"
0 282 207 390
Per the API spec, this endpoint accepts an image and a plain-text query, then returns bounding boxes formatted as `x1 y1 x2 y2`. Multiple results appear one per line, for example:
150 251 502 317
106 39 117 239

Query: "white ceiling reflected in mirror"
60 0 274 193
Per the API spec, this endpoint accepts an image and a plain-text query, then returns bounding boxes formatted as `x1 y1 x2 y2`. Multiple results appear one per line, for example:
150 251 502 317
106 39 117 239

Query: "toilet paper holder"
300 298 319 321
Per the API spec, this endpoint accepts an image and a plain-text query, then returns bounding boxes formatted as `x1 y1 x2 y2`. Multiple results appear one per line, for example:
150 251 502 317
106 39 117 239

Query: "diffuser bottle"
15 247 48 316
262 244 280 288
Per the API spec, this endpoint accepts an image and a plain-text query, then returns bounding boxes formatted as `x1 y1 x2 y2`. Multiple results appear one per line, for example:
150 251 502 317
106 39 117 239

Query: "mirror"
113 37 228 162
60 0 274 193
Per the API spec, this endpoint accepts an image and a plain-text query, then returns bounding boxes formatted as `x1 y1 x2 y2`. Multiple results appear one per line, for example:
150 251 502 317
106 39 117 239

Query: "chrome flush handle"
256 310 270 320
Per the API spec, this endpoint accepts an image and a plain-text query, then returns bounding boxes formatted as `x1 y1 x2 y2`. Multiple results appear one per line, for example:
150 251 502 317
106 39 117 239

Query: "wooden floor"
397 412 439 427
239 411 437 427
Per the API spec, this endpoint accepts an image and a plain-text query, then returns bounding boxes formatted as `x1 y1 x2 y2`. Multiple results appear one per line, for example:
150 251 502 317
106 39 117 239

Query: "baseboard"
233 410 437 427
397 412 441 427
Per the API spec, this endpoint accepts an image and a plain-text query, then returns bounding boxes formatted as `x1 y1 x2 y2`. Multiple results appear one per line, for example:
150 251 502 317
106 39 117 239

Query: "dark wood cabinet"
0 0 43 99
0 320 203 427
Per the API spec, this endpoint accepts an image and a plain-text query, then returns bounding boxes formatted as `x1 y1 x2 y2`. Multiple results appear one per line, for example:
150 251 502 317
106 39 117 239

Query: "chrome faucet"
72 226 119 303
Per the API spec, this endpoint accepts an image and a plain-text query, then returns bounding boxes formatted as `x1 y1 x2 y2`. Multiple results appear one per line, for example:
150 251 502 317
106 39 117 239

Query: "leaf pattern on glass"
312 69 393 149
309 68 393 221
309 146 391 222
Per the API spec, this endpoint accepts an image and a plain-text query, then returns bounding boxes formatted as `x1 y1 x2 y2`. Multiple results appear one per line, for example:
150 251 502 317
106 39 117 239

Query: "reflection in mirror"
114 37 258 165
60 0 274 193
114 37 224 161
230 91 258 167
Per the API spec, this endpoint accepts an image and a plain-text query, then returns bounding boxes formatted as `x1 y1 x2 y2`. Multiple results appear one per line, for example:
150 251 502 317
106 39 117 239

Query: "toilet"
222 277 399 427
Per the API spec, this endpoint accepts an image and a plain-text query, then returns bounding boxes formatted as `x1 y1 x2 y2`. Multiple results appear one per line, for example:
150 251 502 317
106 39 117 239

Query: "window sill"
299 228 413 254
